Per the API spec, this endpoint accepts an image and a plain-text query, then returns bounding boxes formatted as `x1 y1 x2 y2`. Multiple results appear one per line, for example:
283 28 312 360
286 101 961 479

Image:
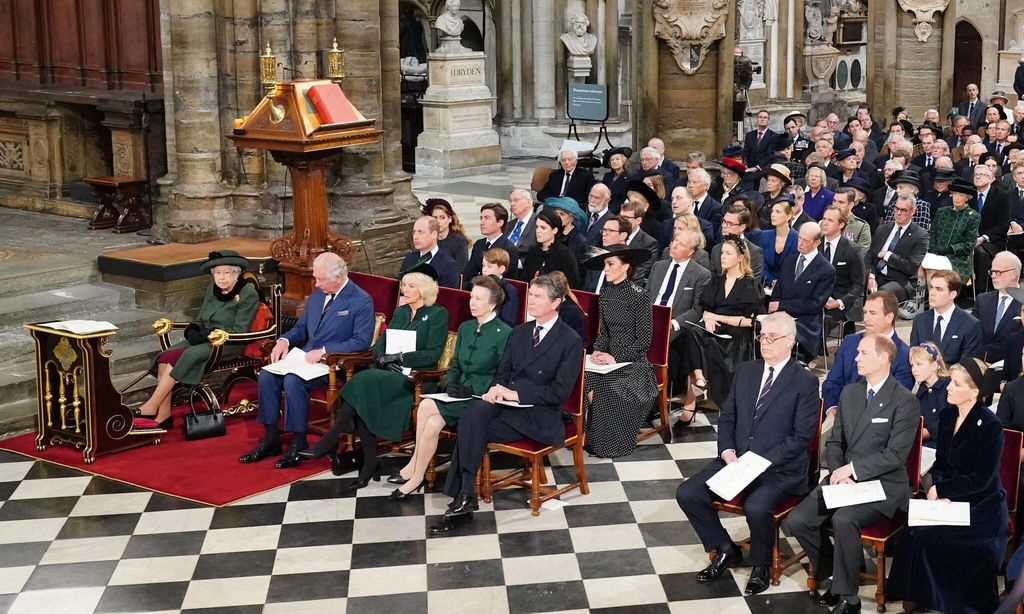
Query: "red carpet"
0 382 334 506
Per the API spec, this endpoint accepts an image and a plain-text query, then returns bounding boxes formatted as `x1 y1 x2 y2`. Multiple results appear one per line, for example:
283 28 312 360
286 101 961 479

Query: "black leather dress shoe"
446 497 479 513
830 599 861 613
274 445 305 469
427 513 473 536
695 548 742 583
239 441 282 464
387 474 409 485
445 494 477 517
817 590 841 607
744 565 770 596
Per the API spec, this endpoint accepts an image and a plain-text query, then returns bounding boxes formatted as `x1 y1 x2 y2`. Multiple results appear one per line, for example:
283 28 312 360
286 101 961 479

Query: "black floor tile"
506 580 589 614
350 540 426 569
210 503 286 529
192 550 277 580
563 502 636 528
577 548 655 579
659 571 743 601
266 570 349 602
0 541 50 568
182 607 264 614
427 558 504 590
277 520 353 549
0 482 19 502
676 458 716 478
23 560 118 590
639 521 702 548
286 479 356 502
56 513 141 538
591 605 671 614
424 511 497 537
121 531 207 559
346 592 427 614
622 479 683 502
22 461 87 480
490 489 541 512
498 529 575 558
0 593 15 613
610 445 674 462
354 495 425 519
745 590 827 614
669 426 719 444
82 477 146 496
553 463 619 484
0 496 78 520
0 450 29 463
95 582 189 613
144 492 208 512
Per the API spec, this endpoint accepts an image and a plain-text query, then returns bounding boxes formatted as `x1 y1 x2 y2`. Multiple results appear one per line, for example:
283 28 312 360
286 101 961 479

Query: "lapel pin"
423 314 429 321
978 419 983 426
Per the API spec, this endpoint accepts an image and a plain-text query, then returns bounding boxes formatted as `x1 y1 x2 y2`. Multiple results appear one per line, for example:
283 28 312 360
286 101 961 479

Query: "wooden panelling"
0 0 160 92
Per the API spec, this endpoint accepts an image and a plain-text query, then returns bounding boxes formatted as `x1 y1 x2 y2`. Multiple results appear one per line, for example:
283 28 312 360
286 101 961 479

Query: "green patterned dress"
929 204 980 282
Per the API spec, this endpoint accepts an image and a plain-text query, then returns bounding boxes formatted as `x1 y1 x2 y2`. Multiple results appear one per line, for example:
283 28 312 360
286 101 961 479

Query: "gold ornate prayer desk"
24 324 161 464
227 79 381 316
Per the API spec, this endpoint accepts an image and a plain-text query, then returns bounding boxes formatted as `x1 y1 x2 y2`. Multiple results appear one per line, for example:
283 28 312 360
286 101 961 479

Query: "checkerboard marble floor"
0 407 929 614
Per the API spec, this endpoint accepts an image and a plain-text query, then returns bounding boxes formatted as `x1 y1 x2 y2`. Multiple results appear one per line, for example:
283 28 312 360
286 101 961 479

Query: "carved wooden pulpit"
228 80 381 315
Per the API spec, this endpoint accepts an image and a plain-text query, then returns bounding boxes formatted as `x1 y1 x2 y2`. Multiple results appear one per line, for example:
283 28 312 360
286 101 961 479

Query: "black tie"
322 293 335 314
659 263 680 306
533 325 542 347
824 241 832 263
755 366 775 419
589 212 599 230
997 143 1004 155
560 173 571 197
933 314 943 341
866 388 876 408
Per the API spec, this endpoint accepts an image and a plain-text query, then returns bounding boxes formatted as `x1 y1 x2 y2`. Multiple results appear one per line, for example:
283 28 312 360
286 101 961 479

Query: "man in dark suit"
537 149 595 206
770 222 836 358
648 136 681 186
742 109 778 169
713 204 766 281
689 168 723 241
973 164 1012 292
973 251 1024 361
677 313 820 596
820 205 867 329
910 270 982 365
399 216 460 288
584 183 613 247
868 195 929 301
503 188 539 268
243 252 375 468
463 203 514 288
620 199 660 282
821 291 914 416
960 83 987 129
661 186 714 250
785 333 919 614
584 215 630 292
429 275 584 534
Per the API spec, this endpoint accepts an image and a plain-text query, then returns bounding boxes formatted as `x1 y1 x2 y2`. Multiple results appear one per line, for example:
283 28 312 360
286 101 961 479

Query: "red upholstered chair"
504 278 528 325
480 351 588 515
637 304 672 442
574 289 601 351
807 417 924 614
1001 429 1024 558
711 401 823 585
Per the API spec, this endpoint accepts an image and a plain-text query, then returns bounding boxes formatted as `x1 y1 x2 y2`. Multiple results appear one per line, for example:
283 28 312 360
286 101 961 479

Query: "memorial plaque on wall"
567 84 609 122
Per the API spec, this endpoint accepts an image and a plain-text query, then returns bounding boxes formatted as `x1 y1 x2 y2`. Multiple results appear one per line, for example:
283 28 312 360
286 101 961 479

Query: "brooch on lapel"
234 295 240 302
422 314 429 321
978 419 983 426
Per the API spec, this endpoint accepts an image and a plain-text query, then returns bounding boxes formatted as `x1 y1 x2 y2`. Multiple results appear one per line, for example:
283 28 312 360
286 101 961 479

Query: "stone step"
0 307 167 368
0 283 135 334
0 254 99 297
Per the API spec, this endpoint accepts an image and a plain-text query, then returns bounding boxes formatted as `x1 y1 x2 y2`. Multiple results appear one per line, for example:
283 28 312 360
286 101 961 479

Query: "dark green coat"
437 316 512 425
163 283 259 385
343 303 448 441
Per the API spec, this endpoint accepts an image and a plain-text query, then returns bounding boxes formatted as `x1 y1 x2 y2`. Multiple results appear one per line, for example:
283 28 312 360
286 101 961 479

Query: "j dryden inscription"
433 60 486 85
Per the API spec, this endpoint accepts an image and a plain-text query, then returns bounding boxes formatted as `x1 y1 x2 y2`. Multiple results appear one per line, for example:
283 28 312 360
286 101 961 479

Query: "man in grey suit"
712 204 765 281
621 198 659 282
784 333 920 614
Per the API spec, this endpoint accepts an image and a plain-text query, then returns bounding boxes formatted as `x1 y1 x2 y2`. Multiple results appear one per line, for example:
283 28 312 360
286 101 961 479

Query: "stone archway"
953 20 983 101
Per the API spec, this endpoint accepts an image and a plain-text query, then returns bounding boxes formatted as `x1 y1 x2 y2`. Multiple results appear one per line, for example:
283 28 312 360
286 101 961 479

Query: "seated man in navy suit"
769 222 836 360
676 313 820 596
399 216 460 288
822 290 914 417
973 250 1024 361
463 203 514 287
584 183 613 247
429 274 584 534
537 148 595 207
242 252 375 468
910 270 982 365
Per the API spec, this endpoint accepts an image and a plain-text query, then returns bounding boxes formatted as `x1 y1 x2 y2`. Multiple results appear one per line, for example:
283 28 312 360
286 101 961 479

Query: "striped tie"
754 366 775 419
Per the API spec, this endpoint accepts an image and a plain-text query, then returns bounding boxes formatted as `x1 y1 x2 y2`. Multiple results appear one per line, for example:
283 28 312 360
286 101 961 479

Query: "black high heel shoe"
348 464 381 491
297 444 332 460
388 482 425 500
387 474 410 485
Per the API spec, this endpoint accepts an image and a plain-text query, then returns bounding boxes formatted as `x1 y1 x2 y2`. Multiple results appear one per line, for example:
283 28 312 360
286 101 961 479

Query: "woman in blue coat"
758 197 799 288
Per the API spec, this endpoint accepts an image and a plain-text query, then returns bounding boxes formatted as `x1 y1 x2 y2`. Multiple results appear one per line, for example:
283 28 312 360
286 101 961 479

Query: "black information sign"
567 84 608 122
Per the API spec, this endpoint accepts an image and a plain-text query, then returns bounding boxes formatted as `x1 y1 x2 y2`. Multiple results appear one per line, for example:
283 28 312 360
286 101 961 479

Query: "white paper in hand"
919 446 937 476
584 355 632 374
908 499 970 526
706 452 772 501
386 329 417 354
821 480 886 509
261 347 330 381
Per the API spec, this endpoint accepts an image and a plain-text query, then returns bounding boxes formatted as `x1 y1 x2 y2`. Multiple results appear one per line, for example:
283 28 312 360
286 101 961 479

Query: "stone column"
497 1 515 123
604 0 620 119
292 0 318 79
228 0 265 188
521 0 536 122
379 0 417 215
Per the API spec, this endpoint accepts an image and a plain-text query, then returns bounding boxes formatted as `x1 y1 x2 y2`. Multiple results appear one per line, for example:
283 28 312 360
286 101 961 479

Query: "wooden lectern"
228 80 381 316
24 324 160 463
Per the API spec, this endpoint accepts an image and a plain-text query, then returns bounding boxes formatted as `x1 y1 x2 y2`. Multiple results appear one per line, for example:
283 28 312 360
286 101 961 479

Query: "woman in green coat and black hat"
133 250 258 430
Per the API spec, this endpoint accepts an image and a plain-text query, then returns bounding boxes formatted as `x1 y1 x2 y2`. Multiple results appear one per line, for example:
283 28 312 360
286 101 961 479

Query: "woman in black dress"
424 198 470 274
601 146 633 214
549 271 587 341
887 358 1006 614
681 238 761 412
521 208 581 288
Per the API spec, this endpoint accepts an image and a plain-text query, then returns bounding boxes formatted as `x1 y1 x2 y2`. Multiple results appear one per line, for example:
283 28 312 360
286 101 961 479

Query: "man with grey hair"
648 137 681 185
585 183 613 247
769 221 836 359
973 250 1024 361
538 148 594 206
676 310 820 596
243 252 375 469
688 167 723 238
502 188 539 265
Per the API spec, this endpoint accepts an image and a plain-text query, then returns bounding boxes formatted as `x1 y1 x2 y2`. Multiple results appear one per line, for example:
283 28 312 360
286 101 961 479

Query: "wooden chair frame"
638 304 672 442
480 351 588 515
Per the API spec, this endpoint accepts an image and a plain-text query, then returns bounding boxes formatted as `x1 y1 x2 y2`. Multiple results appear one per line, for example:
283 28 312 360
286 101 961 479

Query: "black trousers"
442 401 531 498
676 460 786 566
783 484 888 597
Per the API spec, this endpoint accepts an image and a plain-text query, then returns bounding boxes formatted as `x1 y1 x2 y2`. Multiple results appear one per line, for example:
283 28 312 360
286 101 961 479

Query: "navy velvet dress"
886 403 1006 614
915 376 949 449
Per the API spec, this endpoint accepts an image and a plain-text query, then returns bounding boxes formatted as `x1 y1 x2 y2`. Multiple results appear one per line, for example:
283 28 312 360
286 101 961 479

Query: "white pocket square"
837 261 847 265
871 417 889 423
683 287 693 291
951 335 959 339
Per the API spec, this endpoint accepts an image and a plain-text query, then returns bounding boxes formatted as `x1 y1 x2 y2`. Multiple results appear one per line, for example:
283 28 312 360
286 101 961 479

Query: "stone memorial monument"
561 13 598 82
414 0 501 177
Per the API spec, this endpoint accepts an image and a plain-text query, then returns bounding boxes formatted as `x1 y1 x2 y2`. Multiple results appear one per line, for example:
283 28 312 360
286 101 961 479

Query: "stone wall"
894 10 944 120
656 44 723 159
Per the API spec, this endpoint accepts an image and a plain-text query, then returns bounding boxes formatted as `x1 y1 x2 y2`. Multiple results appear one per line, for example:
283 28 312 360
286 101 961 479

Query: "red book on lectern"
307 83 361 125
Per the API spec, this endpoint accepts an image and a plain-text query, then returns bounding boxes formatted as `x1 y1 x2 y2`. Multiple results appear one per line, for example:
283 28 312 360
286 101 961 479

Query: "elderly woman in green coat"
387 275 512 499
929 178 981 283
297 267 448 489
133 250 258 431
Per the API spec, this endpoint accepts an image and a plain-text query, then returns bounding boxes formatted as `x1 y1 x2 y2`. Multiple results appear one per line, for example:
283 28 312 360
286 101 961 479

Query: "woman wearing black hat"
601 146 633 214
886 358 1006 614
580 245 658 458
133 250 259 430
520 208 581 288
929 178 981 283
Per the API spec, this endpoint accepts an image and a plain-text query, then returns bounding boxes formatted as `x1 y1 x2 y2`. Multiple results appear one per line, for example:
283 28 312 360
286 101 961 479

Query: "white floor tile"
351 516 425 544
272 544 352 574
426 534 501 564
282 498 356 524
41 535 130 564
8 587 105 614
133 508 215 535
108 555 199 585
0 518 66 544
569 524 646 553
9 476 92 500
347 564 428 597
181 576 271 609
69 492 152 517
200 525 282 554
583 574 668 608
501 553 582 585
427 586 509 614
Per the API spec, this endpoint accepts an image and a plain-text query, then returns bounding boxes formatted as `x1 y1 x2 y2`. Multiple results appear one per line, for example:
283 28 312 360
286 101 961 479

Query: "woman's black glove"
376 352 403 370
184 323 207 346
445 382 474 398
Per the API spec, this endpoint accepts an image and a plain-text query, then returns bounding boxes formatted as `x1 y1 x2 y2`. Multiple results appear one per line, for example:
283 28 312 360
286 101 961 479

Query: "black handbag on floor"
183 386 227 440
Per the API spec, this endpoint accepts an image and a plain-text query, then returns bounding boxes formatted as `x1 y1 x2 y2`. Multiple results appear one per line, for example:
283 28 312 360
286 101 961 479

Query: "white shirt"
795 249 818 275
533 316 559 345
851 375 890 480
878 222 910 275
822 236 839 264
721 357 790 460
627 228 641 245
932 303 956 340
977 188 991 241
657 259 689 329
421 245 440 259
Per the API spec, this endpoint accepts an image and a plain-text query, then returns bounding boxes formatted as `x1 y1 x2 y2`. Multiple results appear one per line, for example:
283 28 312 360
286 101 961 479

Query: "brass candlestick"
260 43 277 97
327 38 346 85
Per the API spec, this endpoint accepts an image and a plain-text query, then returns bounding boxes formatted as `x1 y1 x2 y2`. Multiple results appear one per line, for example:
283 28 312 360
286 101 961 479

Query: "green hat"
200 250 250 273
543 197 588 230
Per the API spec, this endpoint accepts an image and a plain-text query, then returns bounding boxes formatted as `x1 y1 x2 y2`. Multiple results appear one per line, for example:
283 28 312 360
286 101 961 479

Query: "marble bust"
435 0 464 38
560 13 598 56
